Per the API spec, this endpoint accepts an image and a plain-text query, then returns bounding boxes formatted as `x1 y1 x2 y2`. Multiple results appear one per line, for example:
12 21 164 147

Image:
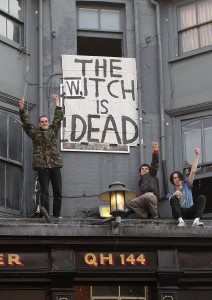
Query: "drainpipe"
134 0 144 164
149 0 168 194
39 0 43 116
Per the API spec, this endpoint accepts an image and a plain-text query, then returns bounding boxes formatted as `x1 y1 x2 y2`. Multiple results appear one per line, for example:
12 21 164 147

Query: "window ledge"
169 47 212 63
0 35 29 55
0 91 35 112
165 101 212 117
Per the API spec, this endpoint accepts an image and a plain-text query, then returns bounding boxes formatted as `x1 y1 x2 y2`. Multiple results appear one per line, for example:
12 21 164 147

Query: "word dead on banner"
61 55 139 153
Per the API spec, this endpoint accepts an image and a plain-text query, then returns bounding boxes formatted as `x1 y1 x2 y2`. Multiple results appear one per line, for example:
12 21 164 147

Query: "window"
0 0 23 44
77 4 124 57
183 117 212 213
177 0 212 55
183 117 212 167
0 111 23 211
91 285 147 300
78 8 121 31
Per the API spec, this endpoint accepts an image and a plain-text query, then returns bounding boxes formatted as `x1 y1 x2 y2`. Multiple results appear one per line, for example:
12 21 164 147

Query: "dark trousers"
170 195 206 219
38 168 62 217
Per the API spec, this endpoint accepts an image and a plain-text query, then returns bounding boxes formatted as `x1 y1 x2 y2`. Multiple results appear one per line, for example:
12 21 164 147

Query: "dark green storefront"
0 218 212 300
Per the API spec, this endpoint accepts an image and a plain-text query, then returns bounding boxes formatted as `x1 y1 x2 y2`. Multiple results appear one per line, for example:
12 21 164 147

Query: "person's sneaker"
192 220 204 226
178 221 185 227
54 216 63 220
153 215 159 219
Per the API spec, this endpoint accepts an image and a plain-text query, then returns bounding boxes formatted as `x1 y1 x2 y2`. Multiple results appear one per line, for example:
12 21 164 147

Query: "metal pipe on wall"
149 0 168 193
39 0 43 116
134 0 144 165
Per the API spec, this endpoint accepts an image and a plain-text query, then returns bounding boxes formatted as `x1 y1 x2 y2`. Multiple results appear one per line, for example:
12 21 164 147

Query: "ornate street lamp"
99 182 136 234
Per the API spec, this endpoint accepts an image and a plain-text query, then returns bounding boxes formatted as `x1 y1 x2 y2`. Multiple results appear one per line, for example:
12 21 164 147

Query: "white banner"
61 55 138 153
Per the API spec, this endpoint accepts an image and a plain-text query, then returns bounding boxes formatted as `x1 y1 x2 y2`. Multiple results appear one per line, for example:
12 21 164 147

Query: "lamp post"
99 182 136 235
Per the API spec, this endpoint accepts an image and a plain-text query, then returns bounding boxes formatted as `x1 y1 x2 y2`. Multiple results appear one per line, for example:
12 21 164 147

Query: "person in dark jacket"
19 94 63 218
127 142 159 218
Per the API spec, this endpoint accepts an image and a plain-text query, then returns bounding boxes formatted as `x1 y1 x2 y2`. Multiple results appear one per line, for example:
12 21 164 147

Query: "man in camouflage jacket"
19 94 63 218
127 141 159 218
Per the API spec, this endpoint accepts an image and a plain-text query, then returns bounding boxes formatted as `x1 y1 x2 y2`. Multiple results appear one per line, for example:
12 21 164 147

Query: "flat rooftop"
0 217 212 239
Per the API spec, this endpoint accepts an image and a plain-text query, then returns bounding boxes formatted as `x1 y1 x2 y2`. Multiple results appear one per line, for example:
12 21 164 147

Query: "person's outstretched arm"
19 98 36 138
51 94 63 130
150 141 159 176
188 148 200 186
52 93 61 107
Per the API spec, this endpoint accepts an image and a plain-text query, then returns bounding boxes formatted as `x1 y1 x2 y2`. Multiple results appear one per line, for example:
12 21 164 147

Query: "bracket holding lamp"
99 182 136 235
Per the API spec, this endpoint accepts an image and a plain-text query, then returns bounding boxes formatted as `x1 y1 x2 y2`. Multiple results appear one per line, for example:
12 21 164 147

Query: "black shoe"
40 207 51 223
91 217 115 225
122 209 134 218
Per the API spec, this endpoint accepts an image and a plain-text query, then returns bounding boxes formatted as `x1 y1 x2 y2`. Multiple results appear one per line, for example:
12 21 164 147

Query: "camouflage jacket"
20 107 63 170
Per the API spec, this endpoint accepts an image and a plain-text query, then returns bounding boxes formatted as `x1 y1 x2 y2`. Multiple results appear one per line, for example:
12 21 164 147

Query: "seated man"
167 148 206 227
126 142 159 219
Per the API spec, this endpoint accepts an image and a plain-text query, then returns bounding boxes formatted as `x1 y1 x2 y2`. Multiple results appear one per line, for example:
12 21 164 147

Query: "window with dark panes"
91 285 146 300
183 117 212 167
177 0 212 54
0 0 23 44
183 117 212 214
0 111 23 212
77 4 124 57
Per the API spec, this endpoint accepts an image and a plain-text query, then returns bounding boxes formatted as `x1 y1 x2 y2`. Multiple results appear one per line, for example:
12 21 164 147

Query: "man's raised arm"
188 148 200 186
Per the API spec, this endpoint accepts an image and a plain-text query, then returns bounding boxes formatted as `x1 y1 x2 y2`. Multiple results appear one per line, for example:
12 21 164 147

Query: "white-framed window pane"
183 121 202 165
120 286 145 297
9 0 23 20
9 115 22 162
92 286 119 296
6 163 22 210
198 0 212 24
79 8 99 30
0 161 6 207
199 24 212 47
7 18 20 43
179 3 197 29
100 9 120 31
0 0 8 13
0 14 6 37
0 111 7 158
92 299 118 300
203 118 212 162
181 28 199 52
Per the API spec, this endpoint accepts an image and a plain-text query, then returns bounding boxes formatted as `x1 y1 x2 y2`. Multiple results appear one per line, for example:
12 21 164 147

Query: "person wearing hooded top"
127 142 159 219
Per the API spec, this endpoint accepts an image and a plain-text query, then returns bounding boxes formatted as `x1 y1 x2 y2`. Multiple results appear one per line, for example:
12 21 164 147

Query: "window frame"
0 0 24 47
182 116 212 168
77 6 123 32
0 111 23 165
170 0 212 60
173 111 212 181
91 286 147 300
76 2 126 57
0 110 23 214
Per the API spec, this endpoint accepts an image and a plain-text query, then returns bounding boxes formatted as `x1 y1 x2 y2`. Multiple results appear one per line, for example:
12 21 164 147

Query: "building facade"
0 0 212 299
